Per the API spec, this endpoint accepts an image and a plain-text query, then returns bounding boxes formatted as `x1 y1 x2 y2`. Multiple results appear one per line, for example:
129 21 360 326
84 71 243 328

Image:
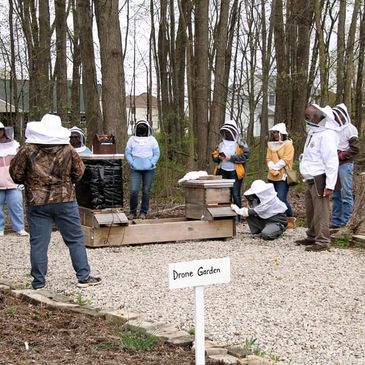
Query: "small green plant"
332 233 352 249
240 337 283 363
119 330 157 351
68 292 91 306
99 329 157 351
270 353 284 362
187 326 195 336
3 307 17 316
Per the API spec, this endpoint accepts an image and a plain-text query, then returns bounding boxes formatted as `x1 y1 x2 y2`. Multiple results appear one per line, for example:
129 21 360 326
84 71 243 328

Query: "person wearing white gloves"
266 123 294 218
231 179 288 240
296 104 340 252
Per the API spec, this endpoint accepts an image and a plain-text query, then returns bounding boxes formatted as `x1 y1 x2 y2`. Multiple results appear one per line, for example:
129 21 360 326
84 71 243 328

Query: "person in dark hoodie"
9 114 101 289
125 119 160 220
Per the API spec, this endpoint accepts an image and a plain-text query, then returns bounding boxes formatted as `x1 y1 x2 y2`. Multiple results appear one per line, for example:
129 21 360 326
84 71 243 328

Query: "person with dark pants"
212 120 249 222
231 180 288 240
125 119 160 220
10 114 101 289
297 104 340 252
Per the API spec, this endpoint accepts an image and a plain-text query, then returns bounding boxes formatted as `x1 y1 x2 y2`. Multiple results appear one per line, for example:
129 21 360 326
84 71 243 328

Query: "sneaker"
0 231 4 236
128 214 137 220
305 244 331 252
77 276 102 288
17 230 29 236
33 285 45 290
295 238 315 246
139 212 147 220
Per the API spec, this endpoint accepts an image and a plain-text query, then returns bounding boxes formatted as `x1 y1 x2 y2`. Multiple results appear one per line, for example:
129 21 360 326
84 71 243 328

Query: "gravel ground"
1 225 365 365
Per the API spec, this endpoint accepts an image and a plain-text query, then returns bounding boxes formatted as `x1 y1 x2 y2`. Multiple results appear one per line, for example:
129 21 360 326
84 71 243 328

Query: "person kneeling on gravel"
231 179 288 240
9 114 101 290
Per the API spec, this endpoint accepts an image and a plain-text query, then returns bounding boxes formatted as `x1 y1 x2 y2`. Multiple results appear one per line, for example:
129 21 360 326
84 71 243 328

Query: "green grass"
2 307 17 316
99 329 157 351
331 233 353 249
240 337 284 363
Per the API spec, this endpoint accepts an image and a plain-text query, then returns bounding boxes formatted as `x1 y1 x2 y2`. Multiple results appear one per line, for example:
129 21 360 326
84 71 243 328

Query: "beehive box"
183 178 236 220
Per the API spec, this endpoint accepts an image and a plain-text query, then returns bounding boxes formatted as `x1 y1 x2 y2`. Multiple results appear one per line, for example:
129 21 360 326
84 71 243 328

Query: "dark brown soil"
0 290 220 365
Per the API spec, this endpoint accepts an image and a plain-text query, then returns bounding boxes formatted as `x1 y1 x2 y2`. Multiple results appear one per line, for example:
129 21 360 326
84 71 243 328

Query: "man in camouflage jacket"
10 114 101 289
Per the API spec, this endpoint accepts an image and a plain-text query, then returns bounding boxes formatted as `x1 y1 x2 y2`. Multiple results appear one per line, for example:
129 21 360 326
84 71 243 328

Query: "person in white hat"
69 126 92 155
9 114 101 289
266 122 295 223
0 122 28 237
330 103 359 228
296 104 340 251
212 120 249 222
231 179 288 240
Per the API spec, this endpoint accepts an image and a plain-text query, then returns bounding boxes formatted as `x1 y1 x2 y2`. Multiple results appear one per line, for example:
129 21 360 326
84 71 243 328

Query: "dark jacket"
10 144 85 206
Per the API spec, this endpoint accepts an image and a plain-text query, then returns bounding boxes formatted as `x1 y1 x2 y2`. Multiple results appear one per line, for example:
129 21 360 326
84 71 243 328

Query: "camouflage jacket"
9 144 85 206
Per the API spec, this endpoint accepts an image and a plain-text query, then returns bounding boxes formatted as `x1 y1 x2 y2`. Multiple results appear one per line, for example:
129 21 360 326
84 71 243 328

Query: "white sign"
168 257 230 289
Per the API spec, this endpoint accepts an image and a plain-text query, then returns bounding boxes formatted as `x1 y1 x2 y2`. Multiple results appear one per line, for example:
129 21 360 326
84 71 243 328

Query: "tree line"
0 0 364 171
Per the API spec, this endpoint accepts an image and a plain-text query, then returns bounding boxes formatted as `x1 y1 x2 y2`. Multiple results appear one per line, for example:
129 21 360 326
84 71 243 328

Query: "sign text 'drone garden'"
168 257 230 289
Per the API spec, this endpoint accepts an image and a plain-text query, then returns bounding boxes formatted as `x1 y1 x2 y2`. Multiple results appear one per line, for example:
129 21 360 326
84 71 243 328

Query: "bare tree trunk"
185 0 195 170
16 0 51 120
355 3 365 131
150 0 162 132
55 0 68 124
38 0 51 118
336 0 346 104
174 0 188 151
343 0 361 113
259 0 274 177
94 0 127 150
314 0 328 105
70 0 81 126
290 0 313 152
209 0 230 163
273 0 289 123
9 0 20 138
194 0 209 170
78 0 102 143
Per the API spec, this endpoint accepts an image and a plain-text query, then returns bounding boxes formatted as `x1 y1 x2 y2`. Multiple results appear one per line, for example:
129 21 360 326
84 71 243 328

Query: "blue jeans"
217 169 242 207
0 188 25 232
331 162 354 226
269 180 293 217
129 169 156 215
27 201 90 289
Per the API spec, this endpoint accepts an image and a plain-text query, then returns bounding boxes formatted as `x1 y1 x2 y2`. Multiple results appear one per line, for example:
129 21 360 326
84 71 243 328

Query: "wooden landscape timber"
82 217 236 248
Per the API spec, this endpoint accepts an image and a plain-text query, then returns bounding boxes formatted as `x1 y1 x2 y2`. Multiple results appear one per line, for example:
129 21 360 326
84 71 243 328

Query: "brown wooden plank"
205 188 231 204
84 219 235 248
207 207 236 218
94 212 129 226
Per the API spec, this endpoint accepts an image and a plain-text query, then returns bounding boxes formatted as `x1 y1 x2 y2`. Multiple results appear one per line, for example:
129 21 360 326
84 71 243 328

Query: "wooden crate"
184 179 236 220
82 217 235 248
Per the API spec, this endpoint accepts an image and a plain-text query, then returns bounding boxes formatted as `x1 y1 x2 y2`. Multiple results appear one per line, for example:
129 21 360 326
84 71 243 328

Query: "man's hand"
231 204 249 217
323 188 333 197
